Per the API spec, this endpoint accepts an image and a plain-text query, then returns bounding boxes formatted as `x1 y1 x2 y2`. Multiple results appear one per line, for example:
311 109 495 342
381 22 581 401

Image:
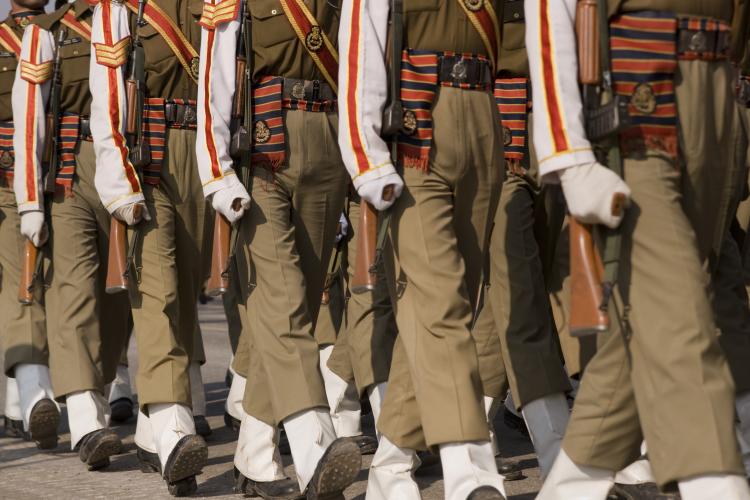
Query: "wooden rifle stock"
18 239 38 305
125 80 138 136
576 0 600 86
569 219 608 336
350 201 378 294
206 212 232 296
42 113 55 165
232 57 247 120
105 217 129 294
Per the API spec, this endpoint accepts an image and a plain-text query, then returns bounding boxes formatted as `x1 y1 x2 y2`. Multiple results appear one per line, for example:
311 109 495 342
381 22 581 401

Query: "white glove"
559 162 631 229
211 181 251 225
335 213 349 243
20 210 48 247
357 171 404 211
113 202 151 226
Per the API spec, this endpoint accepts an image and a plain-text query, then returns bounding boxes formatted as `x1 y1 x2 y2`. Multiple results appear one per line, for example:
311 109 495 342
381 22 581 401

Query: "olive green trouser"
563 58 744 486
326 197 398 394
129 128 209 408
0 185 48 375
239 108 348 425
473 170 571 407
378 86 502 450
46 140 130 398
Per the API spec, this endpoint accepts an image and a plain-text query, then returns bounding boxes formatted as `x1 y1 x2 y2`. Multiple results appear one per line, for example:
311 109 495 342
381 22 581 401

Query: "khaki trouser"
473 170 571 408
326 197 398 394
129 128 209 407
563 58 744 486
315 240 346 347
0 184 48 375
378 86 502 450
239 108 348 425
46 140 130 397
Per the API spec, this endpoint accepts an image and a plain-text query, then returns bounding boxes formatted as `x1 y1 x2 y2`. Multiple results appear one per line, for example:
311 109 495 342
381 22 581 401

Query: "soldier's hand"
113 202 151 226
211 182 251 224
357 171 404 211
20 210 48 248
559 162 631 229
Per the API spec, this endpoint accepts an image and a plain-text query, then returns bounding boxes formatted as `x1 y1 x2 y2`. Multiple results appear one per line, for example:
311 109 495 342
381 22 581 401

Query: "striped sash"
494 78 530 166
141 98 197 185
0 23 21 57
397 50 438 171
0 121 14 182
61 10 92 42
278 0 339 93
251 77 337 170
610 12 678 159
678 17 730 61
397 50 491 171
56 113 82 193
124 0 200 83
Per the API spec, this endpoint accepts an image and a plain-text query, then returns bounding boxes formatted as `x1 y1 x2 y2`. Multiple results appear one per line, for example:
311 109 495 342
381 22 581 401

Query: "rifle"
350 0 403 294
19 29 66 304
207 3 253 296
569 0 627 336
105 0 149 294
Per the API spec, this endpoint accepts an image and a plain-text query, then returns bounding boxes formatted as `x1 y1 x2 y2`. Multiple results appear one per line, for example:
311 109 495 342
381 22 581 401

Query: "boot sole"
164 436 208 484
306 438 361 500
84 432 123 470
28 400 59 450
167 475 198 497
469 488 506 500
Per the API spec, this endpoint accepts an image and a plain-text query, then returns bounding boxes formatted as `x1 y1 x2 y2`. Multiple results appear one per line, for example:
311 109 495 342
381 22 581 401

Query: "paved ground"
0 301 543 499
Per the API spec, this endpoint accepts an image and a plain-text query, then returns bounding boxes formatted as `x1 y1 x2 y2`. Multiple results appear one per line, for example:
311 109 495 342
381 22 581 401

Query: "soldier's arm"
12 24 54 213
196 0 243 198
89 0 144 214
338 0 401 208
525 0 597 181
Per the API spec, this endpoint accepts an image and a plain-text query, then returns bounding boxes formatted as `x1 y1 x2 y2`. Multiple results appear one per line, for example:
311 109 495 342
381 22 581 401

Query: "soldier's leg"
189 322 210 437
130 129 206 481
47 142 128 463
542 159 743 497
0 184 56 447
488 174 571 476
239 109 354 492
378 87 505 499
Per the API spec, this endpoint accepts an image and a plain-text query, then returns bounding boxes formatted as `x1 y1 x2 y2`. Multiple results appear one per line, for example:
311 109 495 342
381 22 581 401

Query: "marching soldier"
471 2 572 478
14 0 134 464
0 0 58 450
527 0 750 498
338 0 511 498
89 0 210 494
196 0 361 498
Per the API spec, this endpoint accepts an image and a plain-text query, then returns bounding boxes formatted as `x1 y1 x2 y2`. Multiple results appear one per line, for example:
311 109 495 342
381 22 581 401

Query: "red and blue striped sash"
0 121 14 182
56 113 82 193
141 98 197 185
610 12 678 159
397 50 438 171
251 76 337 170
397 50 491 171
493 77 530 166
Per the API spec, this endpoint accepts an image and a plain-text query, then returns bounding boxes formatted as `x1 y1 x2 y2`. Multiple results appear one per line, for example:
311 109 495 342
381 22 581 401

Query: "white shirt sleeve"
337 0 399 191
525 0 597 182
196 0 243 198
90 0 144 213
12 24 54 213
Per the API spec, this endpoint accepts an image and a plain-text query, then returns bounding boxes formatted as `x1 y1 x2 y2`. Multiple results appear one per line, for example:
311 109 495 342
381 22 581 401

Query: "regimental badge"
18 17 30 29
451 60 467 81
631 83 656 115
291 81 305 100
503 126 512 146
305 26 324 53
688 31 707 53
0 151 13 168
254 120 271 144
402 110 418 135
464 0 484 12
190 57 200 80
